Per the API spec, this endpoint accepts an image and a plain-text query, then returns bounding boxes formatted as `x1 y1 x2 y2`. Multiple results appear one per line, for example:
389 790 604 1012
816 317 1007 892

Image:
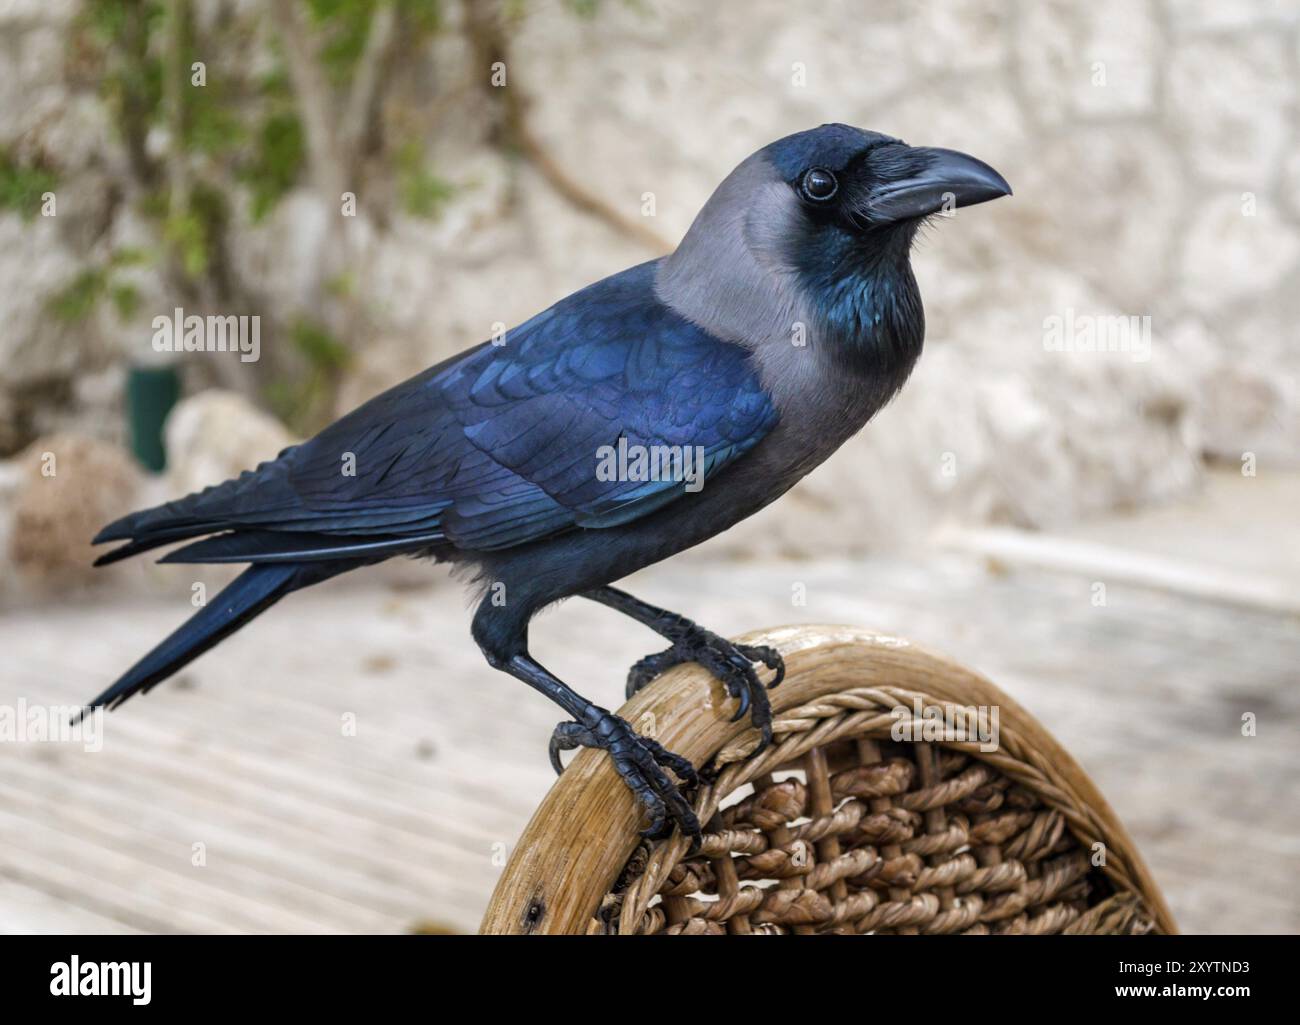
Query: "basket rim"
480 624 1177 935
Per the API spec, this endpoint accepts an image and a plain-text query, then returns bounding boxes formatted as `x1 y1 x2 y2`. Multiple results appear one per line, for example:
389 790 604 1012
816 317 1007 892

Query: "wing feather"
95 262 778 563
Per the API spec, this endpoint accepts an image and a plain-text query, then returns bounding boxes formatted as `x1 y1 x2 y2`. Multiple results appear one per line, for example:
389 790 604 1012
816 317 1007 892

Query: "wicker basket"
481 625 1176 935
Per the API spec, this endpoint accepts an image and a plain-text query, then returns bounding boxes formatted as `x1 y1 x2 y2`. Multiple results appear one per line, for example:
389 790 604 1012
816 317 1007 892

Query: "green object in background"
127 364 181 472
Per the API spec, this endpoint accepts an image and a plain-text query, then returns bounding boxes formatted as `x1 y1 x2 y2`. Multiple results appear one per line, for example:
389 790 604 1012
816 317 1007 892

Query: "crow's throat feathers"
655 147 925 428
790 218 924 381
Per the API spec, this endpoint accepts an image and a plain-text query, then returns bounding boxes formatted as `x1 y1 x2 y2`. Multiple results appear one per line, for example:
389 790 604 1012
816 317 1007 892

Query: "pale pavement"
1 472 1297 934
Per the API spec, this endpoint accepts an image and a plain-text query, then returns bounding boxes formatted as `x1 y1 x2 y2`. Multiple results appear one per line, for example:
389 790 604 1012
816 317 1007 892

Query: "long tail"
80 560 351 718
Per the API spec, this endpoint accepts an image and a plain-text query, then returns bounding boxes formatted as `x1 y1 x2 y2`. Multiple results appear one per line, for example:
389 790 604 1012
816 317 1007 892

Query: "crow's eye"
800 167 838 202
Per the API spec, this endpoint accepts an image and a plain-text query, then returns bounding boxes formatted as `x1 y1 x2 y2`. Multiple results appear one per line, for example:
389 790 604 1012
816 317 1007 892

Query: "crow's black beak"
865 147 1011 223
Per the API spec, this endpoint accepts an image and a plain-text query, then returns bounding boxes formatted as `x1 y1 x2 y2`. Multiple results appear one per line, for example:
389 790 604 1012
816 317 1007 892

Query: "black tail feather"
158 528 444 564
76 560 352 721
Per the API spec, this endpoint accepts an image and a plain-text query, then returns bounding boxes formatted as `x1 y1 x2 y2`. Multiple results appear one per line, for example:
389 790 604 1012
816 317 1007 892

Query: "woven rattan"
601 692 1150 934
481 626 1176 935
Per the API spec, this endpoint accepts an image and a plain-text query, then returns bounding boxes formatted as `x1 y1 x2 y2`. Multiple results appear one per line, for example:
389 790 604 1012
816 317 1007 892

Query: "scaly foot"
549 710 700 842
625 627 784 753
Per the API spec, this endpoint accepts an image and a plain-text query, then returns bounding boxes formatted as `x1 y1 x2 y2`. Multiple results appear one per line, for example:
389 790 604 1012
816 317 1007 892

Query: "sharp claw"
681 822 703 854
625 648 681 698
661 789 702 843
638 795 668 840
554 713 699 843
640 817 668 840
549 723 577 775
623 631 779 785
663 752 698 788
640 735 698 786
673 812 702 846
741 644 785 689
730 683 750 722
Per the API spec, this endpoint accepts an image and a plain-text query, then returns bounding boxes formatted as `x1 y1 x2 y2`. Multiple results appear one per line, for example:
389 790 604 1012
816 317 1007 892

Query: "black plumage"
86 124 1010 840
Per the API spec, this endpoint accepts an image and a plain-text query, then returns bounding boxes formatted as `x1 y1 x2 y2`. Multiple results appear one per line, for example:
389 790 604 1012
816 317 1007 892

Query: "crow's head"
759 123 1010 240
659 124 1010 378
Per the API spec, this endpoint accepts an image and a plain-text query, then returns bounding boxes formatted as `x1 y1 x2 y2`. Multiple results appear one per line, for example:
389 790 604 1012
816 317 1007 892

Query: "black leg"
471 597 700 842
582 585 784 753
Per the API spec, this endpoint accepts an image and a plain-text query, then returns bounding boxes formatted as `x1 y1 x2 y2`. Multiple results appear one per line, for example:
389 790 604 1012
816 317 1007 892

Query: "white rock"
1165 0 1298 32
1071 0 1160 118
1003 124 1186 310
711 259 1203 558
884 74 1027 157
164 390 297 498
1165 34 1294 186
1016 0 1159 125
1178 193 1300 313
905 0 1008 73
1281 149 1300 222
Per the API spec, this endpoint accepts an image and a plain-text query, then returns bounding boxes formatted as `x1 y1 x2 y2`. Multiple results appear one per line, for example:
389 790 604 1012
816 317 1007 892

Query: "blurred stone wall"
1 0 1296 589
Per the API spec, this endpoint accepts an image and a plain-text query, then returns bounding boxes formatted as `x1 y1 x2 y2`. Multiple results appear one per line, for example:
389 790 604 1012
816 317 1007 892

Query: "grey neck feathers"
655 154 924 432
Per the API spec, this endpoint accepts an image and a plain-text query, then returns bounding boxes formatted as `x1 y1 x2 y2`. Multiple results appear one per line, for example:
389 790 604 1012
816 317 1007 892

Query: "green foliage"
80 0 163 41
306 0 380 84
80 0 165 142
161 182 228 281
0 150 58 220
304 0 444 84
183 65 246 156
291 317 352 371
110 282 143 320
326 272 356 299
47 269 106 322
264 317 353 431
47 248 149 323
74 0 454 237
163 208 208 277
398 0 442 34
508 0 619 18
243 111 306 222
62 0 461 429
397 141 454 219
